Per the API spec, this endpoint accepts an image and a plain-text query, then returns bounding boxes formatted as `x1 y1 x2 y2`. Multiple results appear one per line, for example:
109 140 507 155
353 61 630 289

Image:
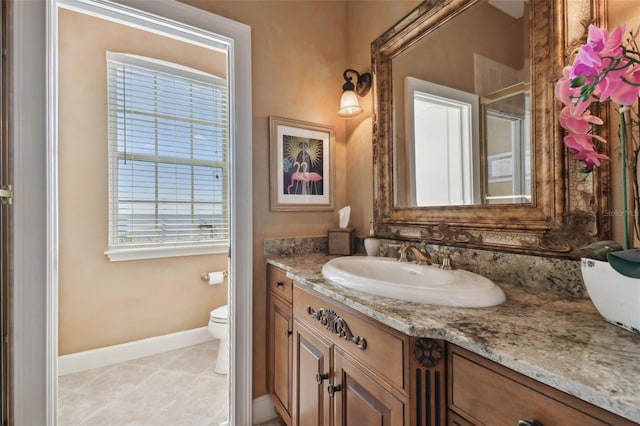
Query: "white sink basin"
321 256 505 308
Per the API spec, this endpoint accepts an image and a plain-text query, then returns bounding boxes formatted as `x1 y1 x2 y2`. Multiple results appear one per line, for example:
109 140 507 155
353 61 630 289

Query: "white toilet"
208 304 229 375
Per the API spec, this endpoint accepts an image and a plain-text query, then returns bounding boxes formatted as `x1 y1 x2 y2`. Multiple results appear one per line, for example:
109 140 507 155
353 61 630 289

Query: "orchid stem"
621 109 629 250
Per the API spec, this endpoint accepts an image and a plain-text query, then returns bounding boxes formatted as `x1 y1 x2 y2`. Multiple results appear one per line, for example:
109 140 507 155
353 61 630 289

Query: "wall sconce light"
338 69 372 118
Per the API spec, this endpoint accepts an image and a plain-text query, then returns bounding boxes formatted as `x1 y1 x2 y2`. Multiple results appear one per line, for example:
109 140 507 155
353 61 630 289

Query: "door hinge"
0 185 12 205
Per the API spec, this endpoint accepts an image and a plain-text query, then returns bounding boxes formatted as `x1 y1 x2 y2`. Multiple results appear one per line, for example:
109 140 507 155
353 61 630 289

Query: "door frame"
11 0 253 424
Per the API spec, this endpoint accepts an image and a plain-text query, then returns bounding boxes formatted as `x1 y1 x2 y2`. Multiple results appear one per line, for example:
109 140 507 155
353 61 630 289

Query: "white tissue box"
328 228 354 255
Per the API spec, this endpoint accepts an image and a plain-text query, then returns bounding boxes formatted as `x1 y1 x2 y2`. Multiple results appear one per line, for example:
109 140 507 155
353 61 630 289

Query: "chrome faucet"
398 242 432 265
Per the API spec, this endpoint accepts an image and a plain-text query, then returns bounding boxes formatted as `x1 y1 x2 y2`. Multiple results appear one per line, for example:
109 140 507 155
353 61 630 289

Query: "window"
105 53 229 261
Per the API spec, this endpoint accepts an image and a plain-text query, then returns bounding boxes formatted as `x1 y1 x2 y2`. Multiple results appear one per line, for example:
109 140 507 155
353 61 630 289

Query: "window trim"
105 241 228 262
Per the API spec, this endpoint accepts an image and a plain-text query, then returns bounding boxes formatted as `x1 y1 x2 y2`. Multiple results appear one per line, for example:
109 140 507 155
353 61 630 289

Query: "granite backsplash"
264 236 586 298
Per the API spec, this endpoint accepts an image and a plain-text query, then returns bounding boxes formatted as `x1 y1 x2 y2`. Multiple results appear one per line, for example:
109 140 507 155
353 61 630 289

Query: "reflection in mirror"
482 83 531 204
402 78 480 206
393 0 529 207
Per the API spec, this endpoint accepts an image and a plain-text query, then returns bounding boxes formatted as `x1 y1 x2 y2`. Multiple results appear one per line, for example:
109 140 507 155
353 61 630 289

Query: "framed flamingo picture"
269 116 335 211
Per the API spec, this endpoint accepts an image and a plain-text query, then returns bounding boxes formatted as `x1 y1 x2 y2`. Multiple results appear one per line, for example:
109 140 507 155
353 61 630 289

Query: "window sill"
105 243 229 262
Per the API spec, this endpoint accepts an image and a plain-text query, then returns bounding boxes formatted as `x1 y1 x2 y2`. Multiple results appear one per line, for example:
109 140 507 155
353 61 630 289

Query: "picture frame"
269 116 335 211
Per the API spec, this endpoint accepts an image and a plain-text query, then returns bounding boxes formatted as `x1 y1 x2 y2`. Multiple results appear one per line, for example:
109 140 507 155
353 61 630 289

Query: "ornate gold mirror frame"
371 0 610 259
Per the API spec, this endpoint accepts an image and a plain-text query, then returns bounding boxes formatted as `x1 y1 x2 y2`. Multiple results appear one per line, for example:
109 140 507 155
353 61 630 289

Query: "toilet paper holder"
200 271 228 281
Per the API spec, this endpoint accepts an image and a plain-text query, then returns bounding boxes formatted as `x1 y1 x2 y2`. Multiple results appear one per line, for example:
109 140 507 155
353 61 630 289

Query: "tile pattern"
58 342 228 426
267 253 640 423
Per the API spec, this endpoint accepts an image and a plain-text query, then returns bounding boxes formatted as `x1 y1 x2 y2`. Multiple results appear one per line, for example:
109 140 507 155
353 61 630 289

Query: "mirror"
372 0 609 257
393 0 530 207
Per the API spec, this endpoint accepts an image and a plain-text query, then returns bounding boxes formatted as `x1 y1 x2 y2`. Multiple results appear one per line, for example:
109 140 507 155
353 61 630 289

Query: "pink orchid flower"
555 23 640 169
574 150 609 169
588 23 626 57
563 133 608 168
595 56 640 105
570 24 627 85
555 67 592 115
572 43 603 80
559 106 603 134
563 133 606 152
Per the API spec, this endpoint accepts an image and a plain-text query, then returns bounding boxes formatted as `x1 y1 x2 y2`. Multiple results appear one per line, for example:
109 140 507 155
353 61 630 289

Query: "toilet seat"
209 305 228 323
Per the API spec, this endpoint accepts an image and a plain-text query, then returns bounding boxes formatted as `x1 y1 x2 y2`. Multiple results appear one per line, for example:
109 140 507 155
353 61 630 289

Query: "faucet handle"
418 241 429 255
439 248 456 270
397 242 411 262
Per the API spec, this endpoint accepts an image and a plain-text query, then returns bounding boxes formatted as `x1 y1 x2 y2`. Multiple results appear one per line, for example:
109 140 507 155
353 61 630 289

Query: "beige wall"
58 9 229 355
345 0 422 233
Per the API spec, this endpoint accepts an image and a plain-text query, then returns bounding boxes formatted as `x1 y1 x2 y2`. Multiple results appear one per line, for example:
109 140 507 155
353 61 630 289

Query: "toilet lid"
210 305 228 321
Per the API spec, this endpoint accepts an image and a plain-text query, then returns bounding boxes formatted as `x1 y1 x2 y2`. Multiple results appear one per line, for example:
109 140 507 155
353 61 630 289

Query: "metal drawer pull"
284 329 292 337
306 305 367 350
315 373 329 384
517 420 542 426
275 281 284 287
327 385 342 397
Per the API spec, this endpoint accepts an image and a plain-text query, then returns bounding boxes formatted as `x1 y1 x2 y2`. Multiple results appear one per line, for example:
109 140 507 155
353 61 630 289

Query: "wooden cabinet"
268 265 294 425
292 283 408 426
268 263 636 426
448 345 636 426
292 320 332 426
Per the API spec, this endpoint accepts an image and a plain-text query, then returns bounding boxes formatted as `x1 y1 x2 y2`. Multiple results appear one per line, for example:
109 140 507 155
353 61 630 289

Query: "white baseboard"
252 394 277 425
58 326 214 376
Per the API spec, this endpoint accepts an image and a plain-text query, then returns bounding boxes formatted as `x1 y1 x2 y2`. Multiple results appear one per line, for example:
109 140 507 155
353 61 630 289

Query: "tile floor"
58 341 229 425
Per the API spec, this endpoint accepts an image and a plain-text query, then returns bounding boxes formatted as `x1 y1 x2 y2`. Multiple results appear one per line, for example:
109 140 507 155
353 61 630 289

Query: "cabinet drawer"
293 284 408 394
268 264 293 302
448 345 635 426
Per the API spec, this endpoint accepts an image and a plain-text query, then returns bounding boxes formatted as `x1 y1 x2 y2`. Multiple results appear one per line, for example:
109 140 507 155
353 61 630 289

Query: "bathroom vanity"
266 255 640 426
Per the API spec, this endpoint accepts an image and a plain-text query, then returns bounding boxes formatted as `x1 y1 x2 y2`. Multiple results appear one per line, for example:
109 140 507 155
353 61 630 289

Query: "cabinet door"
333 349 405 426
270 293 293 421
292 321 332 426
448 345 637 426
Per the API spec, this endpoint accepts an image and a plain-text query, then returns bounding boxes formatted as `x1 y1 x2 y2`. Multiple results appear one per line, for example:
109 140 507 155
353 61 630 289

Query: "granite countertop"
266 253 640 423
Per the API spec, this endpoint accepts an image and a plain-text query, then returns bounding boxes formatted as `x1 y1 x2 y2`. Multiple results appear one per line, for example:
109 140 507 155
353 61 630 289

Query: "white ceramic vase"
581 258 640 334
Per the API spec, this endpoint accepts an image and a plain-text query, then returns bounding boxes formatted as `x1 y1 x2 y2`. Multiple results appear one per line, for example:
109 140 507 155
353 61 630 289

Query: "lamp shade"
338 90 363 117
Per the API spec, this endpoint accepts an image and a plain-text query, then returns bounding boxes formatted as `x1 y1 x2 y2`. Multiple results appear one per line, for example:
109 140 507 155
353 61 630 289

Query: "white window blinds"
106 52 229 259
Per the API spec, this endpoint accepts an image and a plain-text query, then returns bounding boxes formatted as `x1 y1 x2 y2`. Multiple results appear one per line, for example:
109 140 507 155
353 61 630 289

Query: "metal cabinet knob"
315 373 329 384
327 385 342 397
284 329 292 337
275 281 284 287
517 420 542 426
